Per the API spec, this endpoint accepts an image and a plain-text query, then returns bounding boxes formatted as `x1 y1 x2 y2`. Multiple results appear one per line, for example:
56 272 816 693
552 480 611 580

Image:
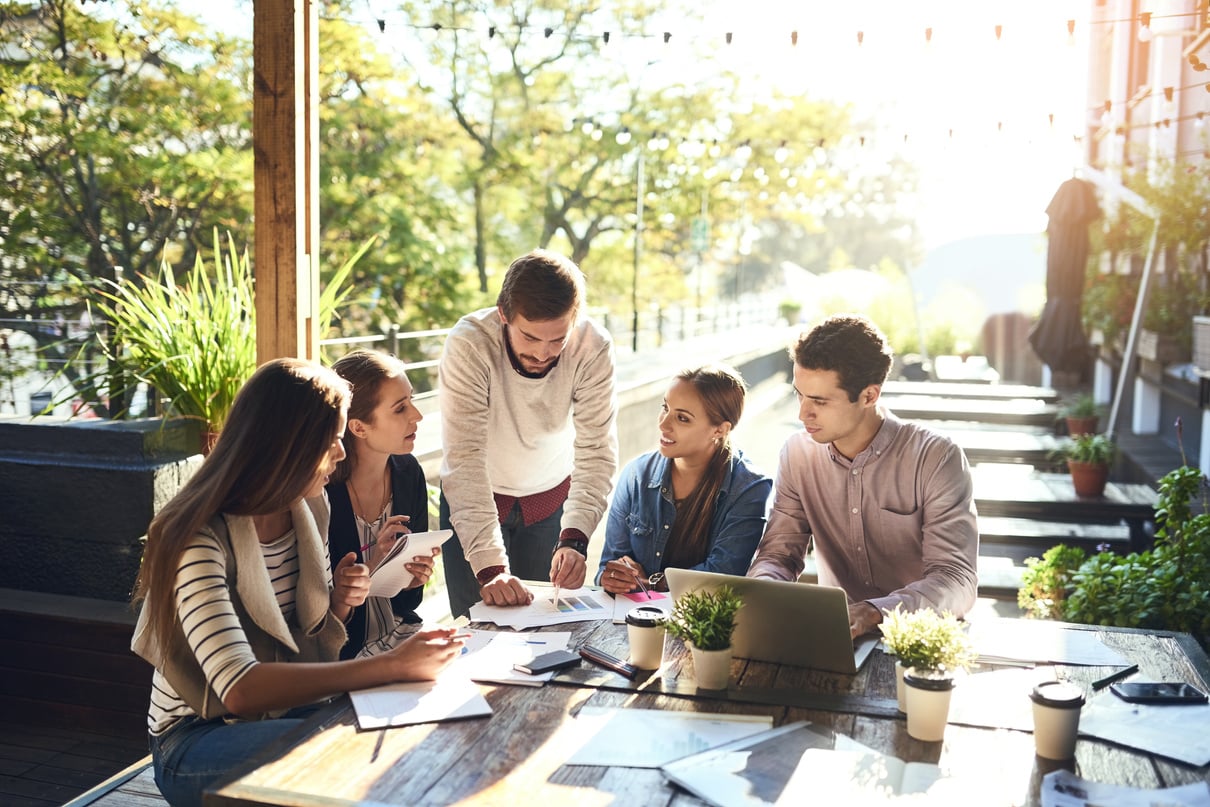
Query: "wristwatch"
555 536 589 557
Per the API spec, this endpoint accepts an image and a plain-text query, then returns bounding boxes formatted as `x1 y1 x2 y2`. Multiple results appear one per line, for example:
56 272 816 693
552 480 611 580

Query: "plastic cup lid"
902 668 957 691
625 606 667 627
1030 681 1086 708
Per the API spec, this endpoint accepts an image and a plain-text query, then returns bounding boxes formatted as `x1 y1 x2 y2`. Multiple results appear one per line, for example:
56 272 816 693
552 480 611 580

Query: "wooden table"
205 617 1210 807
883 380 1060 404
881 395 1061 428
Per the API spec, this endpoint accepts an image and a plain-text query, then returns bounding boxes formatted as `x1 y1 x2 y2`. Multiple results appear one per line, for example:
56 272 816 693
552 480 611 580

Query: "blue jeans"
150 705 321 807
440 492 562 618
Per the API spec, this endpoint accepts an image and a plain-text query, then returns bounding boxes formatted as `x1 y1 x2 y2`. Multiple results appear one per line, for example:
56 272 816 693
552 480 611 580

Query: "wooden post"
253 0 320 362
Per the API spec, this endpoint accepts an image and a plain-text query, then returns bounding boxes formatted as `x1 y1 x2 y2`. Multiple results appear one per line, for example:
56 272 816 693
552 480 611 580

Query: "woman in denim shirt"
597 364 772 593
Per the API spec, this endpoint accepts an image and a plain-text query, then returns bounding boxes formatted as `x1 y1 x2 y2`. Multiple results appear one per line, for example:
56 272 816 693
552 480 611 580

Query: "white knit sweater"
438 307 618 573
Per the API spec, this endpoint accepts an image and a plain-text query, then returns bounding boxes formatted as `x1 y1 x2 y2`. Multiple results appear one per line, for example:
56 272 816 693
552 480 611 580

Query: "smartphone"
1109 682 1208 705
513 649 581 675
579 645 640 680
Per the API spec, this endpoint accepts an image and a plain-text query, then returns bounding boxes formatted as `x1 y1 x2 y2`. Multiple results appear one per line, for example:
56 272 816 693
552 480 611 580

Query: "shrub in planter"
1059 433 1115 497
1018 426 1210 650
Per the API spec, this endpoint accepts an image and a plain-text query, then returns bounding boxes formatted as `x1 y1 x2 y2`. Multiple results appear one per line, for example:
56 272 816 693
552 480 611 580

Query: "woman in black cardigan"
326 350 439 659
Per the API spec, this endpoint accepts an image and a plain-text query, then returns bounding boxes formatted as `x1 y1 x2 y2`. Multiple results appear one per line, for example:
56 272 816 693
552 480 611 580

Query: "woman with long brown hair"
131 358 463 807
327 349 439 659
597 364 772 594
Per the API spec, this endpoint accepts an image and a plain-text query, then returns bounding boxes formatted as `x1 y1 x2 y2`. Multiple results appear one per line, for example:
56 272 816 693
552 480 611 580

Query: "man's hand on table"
479 572 534 607
849 601 882 639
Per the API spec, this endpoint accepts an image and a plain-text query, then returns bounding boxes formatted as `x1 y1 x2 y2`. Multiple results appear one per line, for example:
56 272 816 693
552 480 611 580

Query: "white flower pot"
903 667 955 742
690 644 732 690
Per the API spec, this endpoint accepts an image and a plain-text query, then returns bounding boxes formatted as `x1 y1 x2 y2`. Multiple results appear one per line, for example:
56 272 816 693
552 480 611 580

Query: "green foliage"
1016 462 1210 650
1059 394 1100 420
877 605 975 673
665 585 743 652
78 231 257 432
73 229 363 432
1059 432 1116 465
1017 544 1088 620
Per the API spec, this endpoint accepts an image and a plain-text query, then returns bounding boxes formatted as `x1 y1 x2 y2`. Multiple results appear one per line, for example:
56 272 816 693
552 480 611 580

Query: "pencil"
1092 663 1139 690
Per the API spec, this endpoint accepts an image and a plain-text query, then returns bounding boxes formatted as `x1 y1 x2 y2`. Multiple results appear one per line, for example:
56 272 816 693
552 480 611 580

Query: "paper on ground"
367 529 452 598
451 628 572 687
469 586 614 629
349 676 490 729
565 707 772 768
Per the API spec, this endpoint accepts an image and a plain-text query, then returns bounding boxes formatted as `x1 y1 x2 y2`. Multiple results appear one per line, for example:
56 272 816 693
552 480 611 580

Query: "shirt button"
851 507 859 514
852 469 859 475
663 524 670 529
656 552 661 557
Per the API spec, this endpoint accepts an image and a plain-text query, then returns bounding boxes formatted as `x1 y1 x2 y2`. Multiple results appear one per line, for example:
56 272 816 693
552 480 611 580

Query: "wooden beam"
253 0 320 361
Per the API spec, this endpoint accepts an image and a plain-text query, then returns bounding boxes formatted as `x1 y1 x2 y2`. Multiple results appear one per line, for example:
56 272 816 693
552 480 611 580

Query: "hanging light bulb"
1137 12 1153 43
995 24 1002 41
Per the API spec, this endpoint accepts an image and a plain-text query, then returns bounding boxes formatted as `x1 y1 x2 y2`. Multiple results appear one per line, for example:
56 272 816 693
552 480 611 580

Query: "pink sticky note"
620 590 667 603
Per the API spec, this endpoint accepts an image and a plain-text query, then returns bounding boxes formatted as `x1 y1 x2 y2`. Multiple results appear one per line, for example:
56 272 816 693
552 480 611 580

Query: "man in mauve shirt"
747 314 978 638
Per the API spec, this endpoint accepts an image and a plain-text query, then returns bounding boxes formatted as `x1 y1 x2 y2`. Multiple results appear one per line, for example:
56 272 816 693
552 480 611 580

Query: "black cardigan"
326 454 429 660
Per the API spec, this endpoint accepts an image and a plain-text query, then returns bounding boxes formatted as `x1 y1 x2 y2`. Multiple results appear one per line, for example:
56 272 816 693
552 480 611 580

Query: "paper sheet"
565 707 772 768
367 529 452 598
349 676 491 729
611 589 673 624
469 586 614 629
968 618 1131 666
451 629 573 686
1078 691 1210 766
1042 769 1210 807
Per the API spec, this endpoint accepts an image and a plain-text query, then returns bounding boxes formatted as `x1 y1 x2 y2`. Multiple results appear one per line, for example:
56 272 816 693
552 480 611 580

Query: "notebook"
665 568 878 674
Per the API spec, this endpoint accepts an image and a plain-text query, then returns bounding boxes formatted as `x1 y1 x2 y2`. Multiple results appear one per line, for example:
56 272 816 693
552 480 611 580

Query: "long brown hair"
329 349 409 483
663 364 748 569
132 358 350 652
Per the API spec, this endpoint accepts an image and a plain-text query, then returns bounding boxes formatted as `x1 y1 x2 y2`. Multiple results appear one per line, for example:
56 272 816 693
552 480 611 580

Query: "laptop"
665 568 878 674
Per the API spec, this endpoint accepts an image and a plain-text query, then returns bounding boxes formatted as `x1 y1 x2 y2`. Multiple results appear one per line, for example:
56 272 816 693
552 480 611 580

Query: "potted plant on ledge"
1060 432 1116 498
665 585 743 690
1058 394 1102 436
878 605 975 740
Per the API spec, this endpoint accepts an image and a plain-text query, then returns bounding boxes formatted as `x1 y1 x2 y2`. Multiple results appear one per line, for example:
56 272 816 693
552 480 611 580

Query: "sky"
182 0 1091 250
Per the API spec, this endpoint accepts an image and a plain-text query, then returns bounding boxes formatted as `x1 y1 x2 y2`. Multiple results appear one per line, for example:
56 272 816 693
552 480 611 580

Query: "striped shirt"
147 527 329 734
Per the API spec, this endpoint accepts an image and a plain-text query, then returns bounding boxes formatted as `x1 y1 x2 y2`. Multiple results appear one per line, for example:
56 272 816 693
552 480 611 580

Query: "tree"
0 0 252 411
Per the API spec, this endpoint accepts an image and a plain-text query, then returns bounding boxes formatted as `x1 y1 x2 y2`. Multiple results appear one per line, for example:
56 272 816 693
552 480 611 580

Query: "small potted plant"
1060 432 1116 498
665 585 743 690
878 605 974 740
1059 394 1101 436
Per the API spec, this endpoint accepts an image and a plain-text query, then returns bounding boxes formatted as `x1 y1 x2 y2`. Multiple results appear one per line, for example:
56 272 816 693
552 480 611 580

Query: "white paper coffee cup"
1030 681 1085 759
625 606 667 670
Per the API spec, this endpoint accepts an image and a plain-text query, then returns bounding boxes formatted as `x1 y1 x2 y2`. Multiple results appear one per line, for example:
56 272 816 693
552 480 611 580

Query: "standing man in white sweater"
438 249 618 617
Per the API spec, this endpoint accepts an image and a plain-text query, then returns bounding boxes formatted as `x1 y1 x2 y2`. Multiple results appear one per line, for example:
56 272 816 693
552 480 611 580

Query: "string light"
1137 11 1152 43
924 27 932 43
856 30 864 45
994 24 1002 41
790 31 797 46
725 32 733 45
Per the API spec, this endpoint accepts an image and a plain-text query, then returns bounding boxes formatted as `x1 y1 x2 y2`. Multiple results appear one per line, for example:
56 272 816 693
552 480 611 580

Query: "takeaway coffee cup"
626 606 667 670
1030 681 1086 759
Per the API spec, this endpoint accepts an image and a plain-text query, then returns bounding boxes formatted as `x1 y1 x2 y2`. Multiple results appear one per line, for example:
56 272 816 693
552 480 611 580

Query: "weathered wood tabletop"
205 617 1210 807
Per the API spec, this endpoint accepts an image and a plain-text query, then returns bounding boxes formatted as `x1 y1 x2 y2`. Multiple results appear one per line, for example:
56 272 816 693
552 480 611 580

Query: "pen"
623 558 651 599
1092 663 1139 690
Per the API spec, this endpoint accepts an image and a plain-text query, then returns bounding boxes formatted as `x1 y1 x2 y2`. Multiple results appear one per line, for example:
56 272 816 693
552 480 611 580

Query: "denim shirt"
596 448 772 583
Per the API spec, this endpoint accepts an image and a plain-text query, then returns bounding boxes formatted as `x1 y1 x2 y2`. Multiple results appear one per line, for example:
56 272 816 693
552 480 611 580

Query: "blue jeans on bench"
150 704 322 807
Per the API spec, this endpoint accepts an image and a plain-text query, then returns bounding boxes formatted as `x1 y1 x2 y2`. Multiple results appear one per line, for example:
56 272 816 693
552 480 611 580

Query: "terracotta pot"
1065 416 1098 436
202 430 220 456
1068 460 1109 498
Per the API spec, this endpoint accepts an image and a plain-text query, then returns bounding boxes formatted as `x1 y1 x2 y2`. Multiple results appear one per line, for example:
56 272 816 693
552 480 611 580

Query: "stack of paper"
452 629 573 687
469 587 614 629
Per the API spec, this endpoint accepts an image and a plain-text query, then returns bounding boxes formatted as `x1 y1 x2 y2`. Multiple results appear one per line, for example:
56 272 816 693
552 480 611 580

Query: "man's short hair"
497 249 585 322
791 314 894 402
